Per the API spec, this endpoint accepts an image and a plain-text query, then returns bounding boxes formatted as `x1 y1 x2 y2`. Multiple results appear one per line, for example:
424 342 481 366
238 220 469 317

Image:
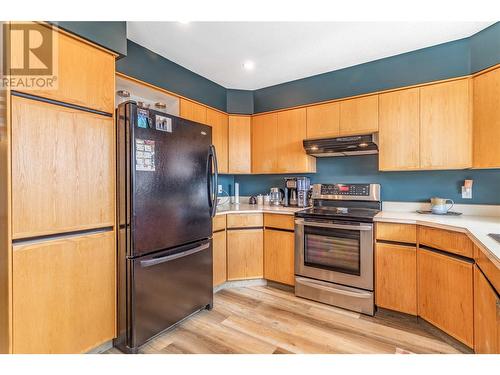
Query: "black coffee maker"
284 177 311 207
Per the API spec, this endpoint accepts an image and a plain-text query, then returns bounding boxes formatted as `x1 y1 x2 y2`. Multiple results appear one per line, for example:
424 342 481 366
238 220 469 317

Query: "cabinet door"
379 88 420 170
213 230 227 287
264 229 294 286
473 67 500 168
375 243 417 315
276 108 316 173
179 98 207 124
227 229 263 280
12 25 115 113
417 248 474 347
12 231 116 353
306 102 340 139
420 79 472 169
252 113 278 173
228 115 251 173
339 95 378 136
207 108 228 173
474 265 500 354
11 96 115 239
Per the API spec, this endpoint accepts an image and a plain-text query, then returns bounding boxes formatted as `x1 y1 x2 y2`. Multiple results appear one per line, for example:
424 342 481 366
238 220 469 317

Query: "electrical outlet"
461 186 472 199
218 185 223 194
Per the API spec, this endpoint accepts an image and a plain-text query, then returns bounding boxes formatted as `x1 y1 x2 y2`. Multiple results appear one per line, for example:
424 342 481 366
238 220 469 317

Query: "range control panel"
313 183 381 201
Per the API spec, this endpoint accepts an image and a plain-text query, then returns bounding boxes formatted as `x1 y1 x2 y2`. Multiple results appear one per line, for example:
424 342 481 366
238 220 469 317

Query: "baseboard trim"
87 340 113 354
214 278 267 293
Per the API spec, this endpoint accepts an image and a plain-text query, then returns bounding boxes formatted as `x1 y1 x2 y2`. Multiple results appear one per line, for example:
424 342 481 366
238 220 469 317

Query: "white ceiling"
127 22 494 90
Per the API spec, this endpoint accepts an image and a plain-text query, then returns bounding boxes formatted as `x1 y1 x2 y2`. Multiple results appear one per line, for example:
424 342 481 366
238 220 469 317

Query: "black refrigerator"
114 101 217 353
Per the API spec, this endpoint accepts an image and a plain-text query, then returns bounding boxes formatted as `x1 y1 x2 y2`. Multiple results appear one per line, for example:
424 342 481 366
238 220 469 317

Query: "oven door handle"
295 218 372 231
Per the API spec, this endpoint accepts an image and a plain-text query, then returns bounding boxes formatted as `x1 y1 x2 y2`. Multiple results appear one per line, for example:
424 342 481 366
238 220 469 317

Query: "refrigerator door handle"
208 145 219 217
140 242 210 268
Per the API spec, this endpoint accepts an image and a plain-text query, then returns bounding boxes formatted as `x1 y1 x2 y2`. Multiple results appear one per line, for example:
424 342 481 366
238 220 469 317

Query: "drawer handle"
140 242 210 267
297 278 372 299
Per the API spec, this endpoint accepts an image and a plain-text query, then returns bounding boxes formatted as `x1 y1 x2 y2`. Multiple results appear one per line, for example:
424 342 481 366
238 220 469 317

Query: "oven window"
304 226 360 276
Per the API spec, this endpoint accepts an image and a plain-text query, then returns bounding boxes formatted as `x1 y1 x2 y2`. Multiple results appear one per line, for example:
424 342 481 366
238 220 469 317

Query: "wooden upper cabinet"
339 95 379 136
420 79 472 169
379 88 420 170
276 108 316 173
473 67 500 169
207 108 228 173
228 115 251 174
12 26 115 114
474 265 500 354
252 113 278 173
417 248 474 348
12 231 116 353
11 97 115 239
179 98 207 124
306 102 340 139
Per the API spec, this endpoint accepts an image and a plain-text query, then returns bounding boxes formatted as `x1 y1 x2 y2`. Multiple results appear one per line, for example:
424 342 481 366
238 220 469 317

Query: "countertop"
215 202 500 266
375 211 500 264
216 203 305 216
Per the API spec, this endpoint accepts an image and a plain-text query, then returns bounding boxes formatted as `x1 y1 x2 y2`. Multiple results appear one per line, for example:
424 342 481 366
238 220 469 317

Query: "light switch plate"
218 185 223 194
461 186 472 199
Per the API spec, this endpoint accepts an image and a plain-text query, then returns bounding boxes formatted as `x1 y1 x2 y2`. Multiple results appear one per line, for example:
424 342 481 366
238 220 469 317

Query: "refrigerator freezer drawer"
128 240 213 351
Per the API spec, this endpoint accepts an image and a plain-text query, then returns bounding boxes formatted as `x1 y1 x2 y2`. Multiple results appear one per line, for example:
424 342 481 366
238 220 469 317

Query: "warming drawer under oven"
294 218 374 315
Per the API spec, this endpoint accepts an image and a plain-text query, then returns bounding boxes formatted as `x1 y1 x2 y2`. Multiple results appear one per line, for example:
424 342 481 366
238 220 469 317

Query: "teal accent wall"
226 89 254 114
51 21 127 56
470 22 500 73
116 40 227 112
229 156 500 205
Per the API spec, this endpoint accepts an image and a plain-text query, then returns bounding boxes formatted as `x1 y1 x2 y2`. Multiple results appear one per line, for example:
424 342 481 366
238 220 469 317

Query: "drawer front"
227 213 263 228
418 226 473 258
12 231 116 353
376 222 416 243
213 215 226 232
264 213 294 231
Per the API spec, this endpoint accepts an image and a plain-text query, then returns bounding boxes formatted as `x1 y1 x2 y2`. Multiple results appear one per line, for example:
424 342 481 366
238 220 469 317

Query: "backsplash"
220 155 500 205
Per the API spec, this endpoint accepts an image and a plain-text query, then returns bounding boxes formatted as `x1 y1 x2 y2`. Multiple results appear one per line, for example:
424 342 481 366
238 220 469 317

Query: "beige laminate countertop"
374 211 500 264
215 203 305 216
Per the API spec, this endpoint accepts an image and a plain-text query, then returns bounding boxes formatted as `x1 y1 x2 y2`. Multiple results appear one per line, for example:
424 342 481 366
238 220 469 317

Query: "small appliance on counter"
416 197 462 216
269 187 285 206
284 177 311 207
294 183 381 316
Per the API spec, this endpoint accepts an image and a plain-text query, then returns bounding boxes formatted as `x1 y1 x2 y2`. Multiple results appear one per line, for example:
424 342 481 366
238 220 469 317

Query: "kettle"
269 187 285 206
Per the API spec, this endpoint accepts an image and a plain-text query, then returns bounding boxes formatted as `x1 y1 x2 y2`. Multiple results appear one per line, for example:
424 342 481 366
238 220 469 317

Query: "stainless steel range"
294 183 381 315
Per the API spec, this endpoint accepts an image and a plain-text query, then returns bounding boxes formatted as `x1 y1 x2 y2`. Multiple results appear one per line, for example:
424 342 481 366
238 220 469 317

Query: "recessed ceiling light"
178 21 190 25
243 60 255 71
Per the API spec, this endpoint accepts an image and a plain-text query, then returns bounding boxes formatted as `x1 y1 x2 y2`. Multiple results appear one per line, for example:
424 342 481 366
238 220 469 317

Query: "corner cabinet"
252 113 278 173
417 248 474 347
179 98 207 124
474 265 500 353
228 115 252 174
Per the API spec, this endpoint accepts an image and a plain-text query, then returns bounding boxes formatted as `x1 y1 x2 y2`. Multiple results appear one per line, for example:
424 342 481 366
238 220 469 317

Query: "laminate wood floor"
106 285 469 354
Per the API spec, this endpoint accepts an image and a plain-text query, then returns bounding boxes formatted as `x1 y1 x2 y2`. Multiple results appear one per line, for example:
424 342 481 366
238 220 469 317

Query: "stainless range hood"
303 134 378 157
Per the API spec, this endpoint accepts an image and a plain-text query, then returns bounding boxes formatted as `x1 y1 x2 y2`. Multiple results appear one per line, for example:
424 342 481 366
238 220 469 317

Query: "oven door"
295 218 373 290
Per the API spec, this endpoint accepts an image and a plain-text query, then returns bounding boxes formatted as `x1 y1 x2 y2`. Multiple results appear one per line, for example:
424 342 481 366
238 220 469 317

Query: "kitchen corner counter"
216 203 305 216
375 211 500 265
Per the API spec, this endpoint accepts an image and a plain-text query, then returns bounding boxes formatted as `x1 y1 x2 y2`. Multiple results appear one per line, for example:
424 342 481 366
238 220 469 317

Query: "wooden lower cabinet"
474 265 500 353
375 243 417 315
213 230 227 286
264 229 295 286
417 248 474 347
12 231 116 353
227 229 263 280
